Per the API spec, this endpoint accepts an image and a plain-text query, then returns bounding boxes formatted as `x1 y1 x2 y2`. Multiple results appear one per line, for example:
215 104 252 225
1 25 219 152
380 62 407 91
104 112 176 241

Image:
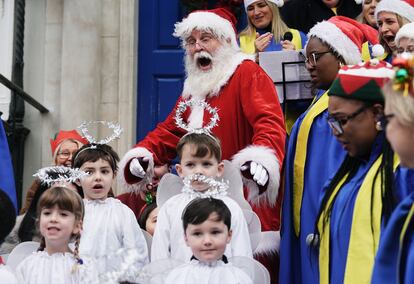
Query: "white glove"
129 157 149 178
240 161 269 186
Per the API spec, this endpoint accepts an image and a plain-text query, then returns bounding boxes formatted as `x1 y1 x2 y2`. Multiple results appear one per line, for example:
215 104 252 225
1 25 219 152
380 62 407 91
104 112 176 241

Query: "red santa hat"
173 8 239 50
244 0 284 9
50 130 88 155
375 0 414 22
308 16 382 65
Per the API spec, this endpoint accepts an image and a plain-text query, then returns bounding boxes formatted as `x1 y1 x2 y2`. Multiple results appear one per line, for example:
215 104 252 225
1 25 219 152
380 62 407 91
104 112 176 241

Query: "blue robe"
255 28 308 52
371 182 414 284
279 90 345 284
322 135 414 284
0 120 16 210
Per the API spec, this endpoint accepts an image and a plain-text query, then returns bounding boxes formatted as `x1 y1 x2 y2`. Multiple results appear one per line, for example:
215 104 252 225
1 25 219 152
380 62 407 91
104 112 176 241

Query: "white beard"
182 44 238 99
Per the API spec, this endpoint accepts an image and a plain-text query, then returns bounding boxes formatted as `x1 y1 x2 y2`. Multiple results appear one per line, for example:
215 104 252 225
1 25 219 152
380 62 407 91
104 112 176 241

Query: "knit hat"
329 60 395 102
173 8 239 50
396 22 414 45
244 0 284 9
50 130 88 155
308 16 382 65
375 0 414 23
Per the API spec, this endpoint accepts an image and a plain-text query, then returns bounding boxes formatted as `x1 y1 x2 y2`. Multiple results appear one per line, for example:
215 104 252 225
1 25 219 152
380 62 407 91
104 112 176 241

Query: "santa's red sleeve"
231 61 286 206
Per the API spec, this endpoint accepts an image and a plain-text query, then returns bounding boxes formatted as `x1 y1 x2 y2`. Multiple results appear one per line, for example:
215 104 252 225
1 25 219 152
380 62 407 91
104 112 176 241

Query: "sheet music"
259 50 312 103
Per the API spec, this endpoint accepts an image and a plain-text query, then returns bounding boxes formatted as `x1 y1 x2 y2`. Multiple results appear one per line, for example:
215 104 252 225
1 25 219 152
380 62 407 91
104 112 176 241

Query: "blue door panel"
137 0 184 141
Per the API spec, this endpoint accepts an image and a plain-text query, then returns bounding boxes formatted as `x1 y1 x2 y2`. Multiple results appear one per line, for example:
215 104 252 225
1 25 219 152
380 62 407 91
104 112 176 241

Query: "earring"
376 120 383 131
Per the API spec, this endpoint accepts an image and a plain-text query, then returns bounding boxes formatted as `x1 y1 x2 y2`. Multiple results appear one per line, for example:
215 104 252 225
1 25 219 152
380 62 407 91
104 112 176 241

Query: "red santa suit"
118 8 285 283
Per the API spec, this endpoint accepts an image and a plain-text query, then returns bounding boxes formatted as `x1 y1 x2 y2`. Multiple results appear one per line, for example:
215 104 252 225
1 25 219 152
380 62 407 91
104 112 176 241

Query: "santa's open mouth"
197 56 212 70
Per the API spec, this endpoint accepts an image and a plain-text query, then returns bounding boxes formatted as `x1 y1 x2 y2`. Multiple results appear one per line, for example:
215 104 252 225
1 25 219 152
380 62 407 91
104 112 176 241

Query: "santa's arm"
118 99 186 193
232 61 286 205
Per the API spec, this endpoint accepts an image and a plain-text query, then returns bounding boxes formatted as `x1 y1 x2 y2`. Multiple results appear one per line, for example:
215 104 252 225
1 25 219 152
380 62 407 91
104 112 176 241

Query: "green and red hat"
329 60 395 103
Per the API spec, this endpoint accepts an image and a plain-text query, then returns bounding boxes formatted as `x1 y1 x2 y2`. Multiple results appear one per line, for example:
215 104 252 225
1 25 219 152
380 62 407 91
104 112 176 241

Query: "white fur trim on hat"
173 11 239 50
253 231 280 256
118 147 154 193
307 21 361 65
244 0 284 10
375 0 414 23
231 145 280 206
355 0 363 4
396 22 414 44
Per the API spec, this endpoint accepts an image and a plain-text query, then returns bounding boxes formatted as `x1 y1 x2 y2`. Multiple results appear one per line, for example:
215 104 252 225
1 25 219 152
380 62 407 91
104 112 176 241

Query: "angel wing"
156 173 184 208
140 258 184 284
7 241 39 270
229 256 270 284
222 160 252 211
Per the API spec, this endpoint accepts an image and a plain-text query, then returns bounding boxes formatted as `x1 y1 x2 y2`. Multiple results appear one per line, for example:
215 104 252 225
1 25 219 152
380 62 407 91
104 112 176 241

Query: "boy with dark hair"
164 198 253 283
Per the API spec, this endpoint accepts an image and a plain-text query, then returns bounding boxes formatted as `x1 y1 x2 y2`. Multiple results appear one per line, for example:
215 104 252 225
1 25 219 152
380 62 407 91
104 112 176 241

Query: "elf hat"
308 16 382 65
375 0 414 23
244 0 284 10
328 60 395 103
395 22 414 45
50 130 88 156
173 8 239 50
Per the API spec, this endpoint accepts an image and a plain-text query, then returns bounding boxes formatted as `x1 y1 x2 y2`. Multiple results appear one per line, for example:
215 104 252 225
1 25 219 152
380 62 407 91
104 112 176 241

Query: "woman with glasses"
280 16 381 284
371 55 414 284
314 60 412 284
395 22 414 55
19 130 87 214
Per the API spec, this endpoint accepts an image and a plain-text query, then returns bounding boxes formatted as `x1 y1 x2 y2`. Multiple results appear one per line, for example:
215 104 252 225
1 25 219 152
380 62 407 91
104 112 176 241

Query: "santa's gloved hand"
240 161 269 186
129 157 150 178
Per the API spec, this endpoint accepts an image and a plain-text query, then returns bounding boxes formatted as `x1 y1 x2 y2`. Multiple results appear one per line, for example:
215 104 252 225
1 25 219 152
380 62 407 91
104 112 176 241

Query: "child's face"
145 207 159 236
39 205 81 252
176 144 224 192
79 158 115 200
184 212 232 263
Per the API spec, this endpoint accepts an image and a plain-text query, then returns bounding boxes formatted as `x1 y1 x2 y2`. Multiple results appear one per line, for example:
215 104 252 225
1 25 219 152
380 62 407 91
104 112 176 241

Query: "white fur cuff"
253 231 280 256
118 147 154 193
231 145 280 206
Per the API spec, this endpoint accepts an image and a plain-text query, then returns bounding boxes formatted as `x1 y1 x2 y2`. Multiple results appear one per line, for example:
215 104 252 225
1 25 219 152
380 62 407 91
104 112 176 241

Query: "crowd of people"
1 0 414 283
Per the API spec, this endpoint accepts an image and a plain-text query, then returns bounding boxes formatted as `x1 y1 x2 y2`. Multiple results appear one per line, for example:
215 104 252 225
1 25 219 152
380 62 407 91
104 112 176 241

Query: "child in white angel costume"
16 187 98 284
73 122 149 282
151 132 253 261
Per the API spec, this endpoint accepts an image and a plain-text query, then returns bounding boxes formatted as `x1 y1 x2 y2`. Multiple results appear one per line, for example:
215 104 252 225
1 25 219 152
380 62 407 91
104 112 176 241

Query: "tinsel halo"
33 166 88 185
77 121 123 145
174 99 219 134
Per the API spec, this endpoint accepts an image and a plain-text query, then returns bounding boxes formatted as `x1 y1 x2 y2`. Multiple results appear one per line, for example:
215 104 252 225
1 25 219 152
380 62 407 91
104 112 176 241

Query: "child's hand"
129 157 149 178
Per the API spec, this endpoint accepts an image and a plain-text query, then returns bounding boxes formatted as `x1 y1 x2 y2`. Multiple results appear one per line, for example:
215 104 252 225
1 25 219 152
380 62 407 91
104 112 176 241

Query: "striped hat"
375 0 414 23
329 60 395 102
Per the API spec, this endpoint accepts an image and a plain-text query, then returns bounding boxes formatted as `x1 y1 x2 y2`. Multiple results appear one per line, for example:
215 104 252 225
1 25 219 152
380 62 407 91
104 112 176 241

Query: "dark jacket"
281 0 362 33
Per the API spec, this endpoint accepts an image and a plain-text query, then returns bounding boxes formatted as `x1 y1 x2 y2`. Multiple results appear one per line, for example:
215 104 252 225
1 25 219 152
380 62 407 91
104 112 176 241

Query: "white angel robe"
0 264 18 284
15 251 98 284
165 259 253 284
79 198 149 278
151 193 252 261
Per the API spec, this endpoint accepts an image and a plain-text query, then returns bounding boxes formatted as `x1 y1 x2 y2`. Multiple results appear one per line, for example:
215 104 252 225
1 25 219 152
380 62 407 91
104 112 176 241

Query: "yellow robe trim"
239 28 302 54
318 154 400 284
292 91 329 236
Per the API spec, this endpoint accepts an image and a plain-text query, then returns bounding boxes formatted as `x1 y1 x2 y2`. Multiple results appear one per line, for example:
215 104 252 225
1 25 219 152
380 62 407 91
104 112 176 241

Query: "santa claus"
119 7 285 281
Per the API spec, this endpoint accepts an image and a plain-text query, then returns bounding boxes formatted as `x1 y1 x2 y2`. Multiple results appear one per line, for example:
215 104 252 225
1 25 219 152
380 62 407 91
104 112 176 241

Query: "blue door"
137 0 184 141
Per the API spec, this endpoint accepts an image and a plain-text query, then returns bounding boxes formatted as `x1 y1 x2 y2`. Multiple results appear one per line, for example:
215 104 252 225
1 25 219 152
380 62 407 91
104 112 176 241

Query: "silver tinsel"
77 121 123 145
174 99 219 134
182 174 229 198
33 166 89 186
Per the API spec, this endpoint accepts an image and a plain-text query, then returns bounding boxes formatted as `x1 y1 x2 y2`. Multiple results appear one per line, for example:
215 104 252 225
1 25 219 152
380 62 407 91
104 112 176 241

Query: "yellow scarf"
318 154 400 284
293 91 329 236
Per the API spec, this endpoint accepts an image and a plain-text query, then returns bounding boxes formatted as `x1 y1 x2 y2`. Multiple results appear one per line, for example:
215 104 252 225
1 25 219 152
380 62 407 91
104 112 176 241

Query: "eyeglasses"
327 105 369 134
185 34 216 50
378 114 395 130
305 51 332 66
57 151 76 159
